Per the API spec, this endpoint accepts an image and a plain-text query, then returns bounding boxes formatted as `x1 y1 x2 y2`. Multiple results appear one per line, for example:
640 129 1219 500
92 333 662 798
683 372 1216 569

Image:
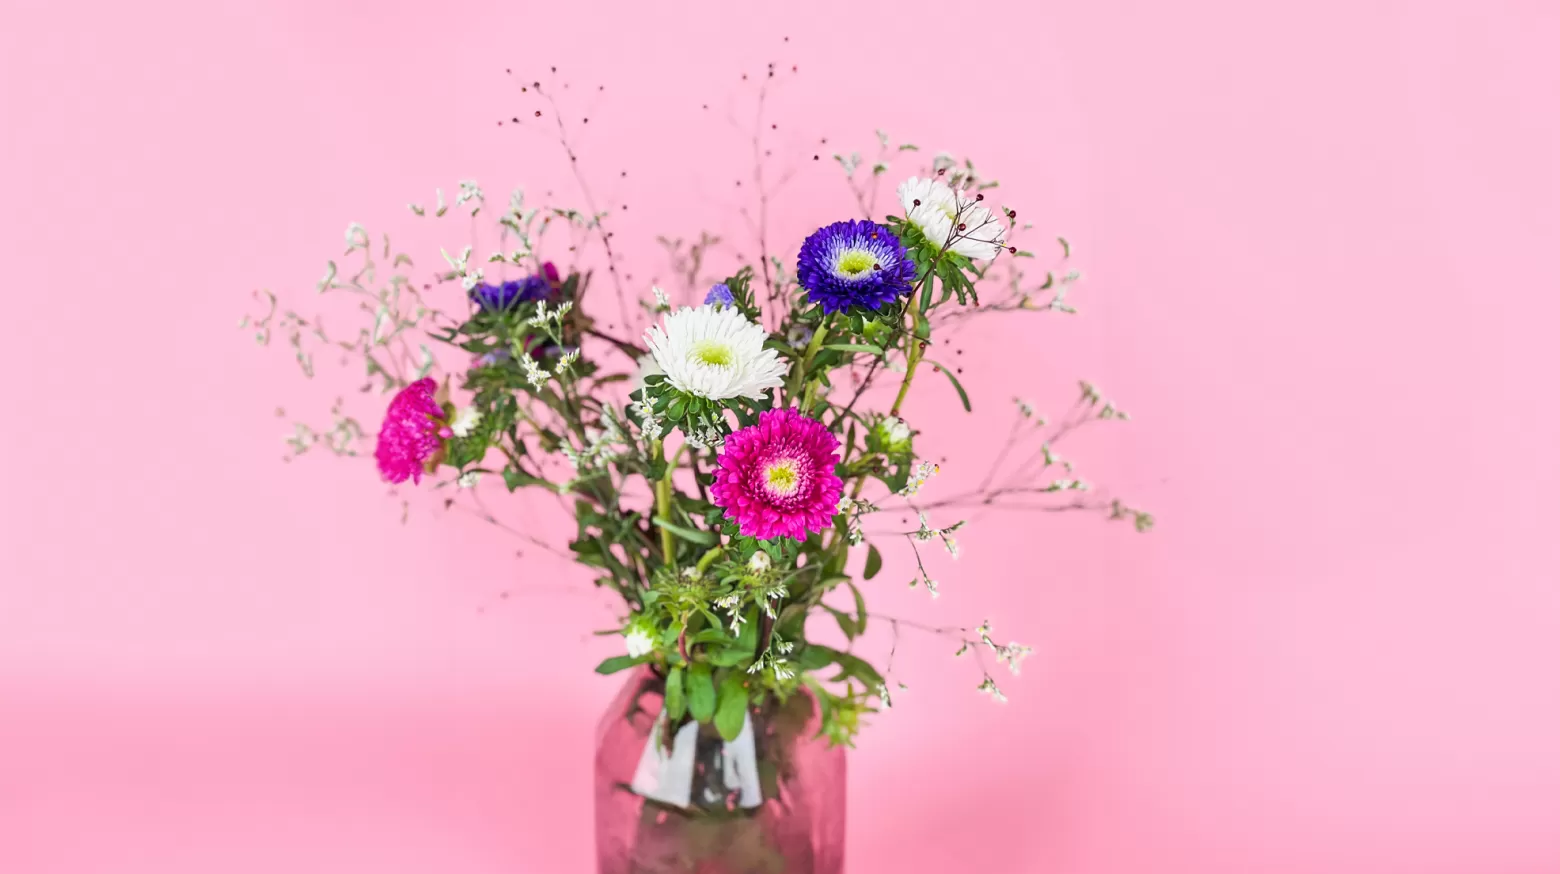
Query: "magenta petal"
710 408 843 542
373 378 447 484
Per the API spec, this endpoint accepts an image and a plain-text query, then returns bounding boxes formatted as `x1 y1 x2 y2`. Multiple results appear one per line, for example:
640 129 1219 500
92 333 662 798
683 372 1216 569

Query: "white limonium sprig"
977 675 1007 703
975 620 1033 677
913 513 965 559
455 179 485 215
898 176 1008 260
899 461 941 497
643 305 786 401
449 406 483 438
518 353 549 389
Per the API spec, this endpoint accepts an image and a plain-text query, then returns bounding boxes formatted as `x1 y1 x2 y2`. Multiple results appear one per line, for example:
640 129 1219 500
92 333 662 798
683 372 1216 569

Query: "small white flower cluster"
651 285 670 311
757 579 787 619
976 620 1033 677
455 179 485 215
344 222 369 251
913 513 965 559
836 495 877 546
899 461 941 497
457 471 481 489
1013 397 1045 425
1078 382 1131 421
683 423 725 451
748 636 797 682
527 299 573 328
977 675 1007 703
1043 478 1091 493
565 416 628 472
519 353 549 389
747 551 772 574
711 592 746 633
909 572 940 599
1039 443 1074 474
449 406 483 438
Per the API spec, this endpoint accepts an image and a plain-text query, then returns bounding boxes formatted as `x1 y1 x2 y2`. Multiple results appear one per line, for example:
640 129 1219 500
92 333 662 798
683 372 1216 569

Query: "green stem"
788 316 830 404
695 545 725 574
889 323 925 419
652 439 677 569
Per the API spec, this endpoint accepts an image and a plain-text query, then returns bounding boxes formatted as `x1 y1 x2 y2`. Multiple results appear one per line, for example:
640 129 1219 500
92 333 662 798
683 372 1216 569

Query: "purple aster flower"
473 348 512 368
374 378 449 484
704 283 735 307
711 408 844 541
795 219 916 314
469 280 524 311
469 263 559 312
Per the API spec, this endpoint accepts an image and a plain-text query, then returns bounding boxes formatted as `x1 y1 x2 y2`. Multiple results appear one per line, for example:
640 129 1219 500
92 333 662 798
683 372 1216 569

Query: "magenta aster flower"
711 408 844 541
374 378 450 484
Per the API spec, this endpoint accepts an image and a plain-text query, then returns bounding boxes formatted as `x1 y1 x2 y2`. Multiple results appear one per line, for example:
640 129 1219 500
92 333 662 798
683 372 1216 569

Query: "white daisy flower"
897 176 1007 260
449 406 483 438
643 305 786 401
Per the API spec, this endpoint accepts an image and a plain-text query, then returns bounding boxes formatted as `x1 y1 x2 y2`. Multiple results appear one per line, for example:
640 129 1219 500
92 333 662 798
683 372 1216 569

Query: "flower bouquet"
247 68 1149 874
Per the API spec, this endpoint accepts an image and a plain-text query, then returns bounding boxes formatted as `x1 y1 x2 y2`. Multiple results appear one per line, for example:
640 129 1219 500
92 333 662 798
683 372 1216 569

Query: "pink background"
4 1 1559 871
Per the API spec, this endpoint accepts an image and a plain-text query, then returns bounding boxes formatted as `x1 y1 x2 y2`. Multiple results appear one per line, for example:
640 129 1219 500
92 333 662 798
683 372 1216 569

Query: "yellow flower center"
938 202 959 221
763 459 801 495
690 339 734 367
836 249 877 277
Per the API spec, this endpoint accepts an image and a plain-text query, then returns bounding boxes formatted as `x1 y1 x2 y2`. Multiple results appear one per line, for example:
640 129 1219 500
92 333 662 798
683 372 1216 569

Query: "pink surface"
3 1 1559 872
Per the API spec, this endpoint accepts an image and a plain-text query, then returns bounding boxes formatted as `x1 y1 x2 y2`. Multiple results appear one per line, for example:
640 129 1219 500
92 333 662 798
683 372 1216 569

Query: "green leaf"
805 644 885 690
594 654 647 675
926 360 972 412
651 517 717 545
706 646 749 667
864 544 883 580
829 650 886 690
797 645 835 671
822 343 883 356
665 666 687 721
715 673 749 741
687 663 716 722
826 606 858 642
847 580 868 637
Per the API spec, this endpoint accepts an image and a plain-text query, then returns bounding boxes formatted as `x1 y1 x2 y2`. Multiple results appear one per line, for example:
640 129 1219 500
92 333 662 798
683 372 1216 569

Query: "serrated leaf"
687 663 716 722
715 673 749 741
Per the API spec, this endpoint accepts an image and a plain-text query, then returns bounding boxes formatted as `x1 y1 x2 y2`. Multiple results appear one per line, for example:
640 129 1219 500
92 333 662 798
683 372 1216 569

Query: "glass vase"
594 667 846 874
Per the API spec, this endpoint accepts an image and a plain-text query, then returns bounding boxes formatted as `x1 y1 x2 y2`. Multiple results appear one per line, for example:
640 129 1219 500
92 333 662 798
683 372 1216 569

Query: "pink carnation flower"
374 378 449 484
711 408 844 541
